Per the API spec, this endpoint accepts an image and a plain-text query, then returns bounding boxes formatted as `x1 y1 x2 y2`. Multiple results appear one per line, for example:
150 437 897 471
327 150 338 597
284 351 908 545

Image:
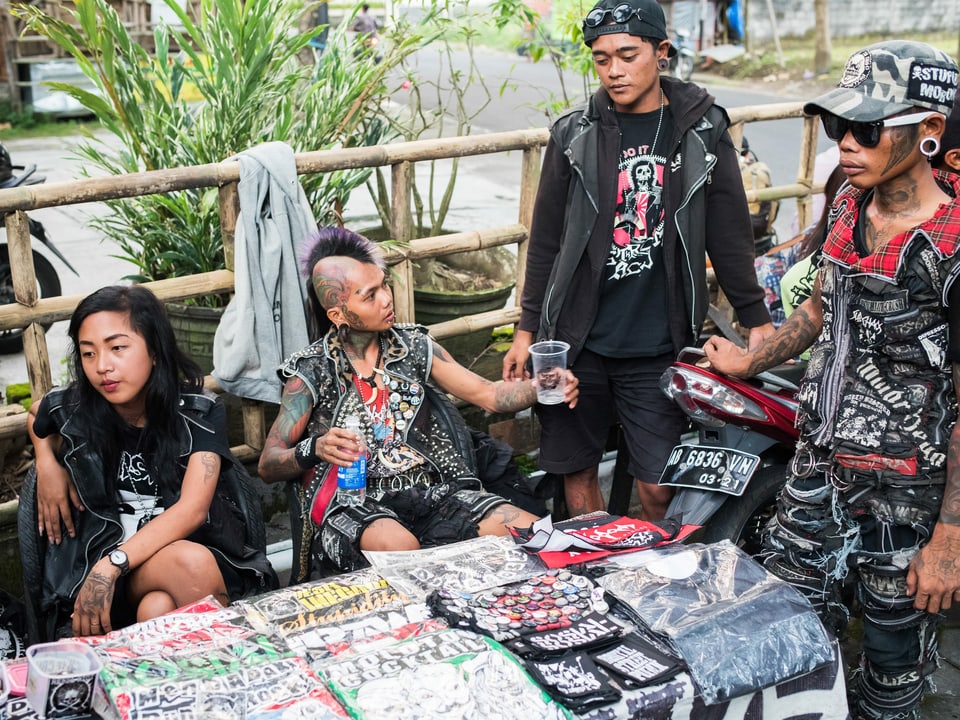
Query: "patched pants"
763 459 944 720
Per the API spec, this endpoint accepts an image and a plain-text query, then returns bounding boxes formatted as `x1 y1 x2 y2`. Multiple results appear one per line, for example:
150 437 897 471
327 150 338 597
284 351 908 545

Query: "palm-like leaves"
11 0 426 304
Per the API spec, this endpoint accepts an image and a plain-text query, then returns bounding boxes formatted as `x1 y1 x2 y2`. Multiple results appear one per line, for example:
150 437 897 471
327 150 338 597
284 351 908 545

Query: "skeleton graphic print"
609 147 666 281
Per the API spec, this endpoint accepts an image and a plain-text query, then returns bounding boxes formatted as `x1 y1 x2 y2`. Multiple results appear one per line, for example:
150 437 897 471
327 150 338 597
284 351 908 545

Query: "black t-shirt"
33 391 229 540
586 106 674 357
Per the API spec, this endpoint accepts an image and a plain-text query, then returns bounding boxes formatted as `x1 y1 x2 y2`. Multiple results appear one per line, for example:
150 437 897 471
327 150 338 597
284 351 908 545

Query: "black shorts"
319 482 509 572
536 349 683 484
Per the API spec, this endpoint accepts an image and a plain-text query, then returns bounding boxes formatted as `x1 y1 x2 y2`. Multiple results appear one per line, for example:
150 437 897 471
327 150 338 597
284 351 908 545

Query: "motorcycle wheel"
700 464 785 556
674 54 695 82
0 245 62 354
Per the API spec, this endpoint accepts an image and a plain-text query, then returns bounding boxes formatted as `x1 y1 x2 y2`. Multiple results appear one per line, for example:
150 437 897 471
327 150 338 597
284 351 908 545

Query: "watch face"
109 550 128 569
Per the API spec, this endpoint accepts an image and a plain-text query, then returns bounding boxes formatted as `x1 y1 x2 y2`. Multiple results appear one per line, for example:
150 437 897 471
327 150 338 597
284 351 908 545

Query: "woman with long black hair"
25 285 275 638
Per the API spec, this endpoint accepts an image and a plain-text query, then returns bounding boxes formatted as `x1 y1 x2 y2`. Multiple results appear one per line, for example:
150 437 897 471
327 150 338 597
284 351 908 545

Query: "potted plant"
12 0 429 370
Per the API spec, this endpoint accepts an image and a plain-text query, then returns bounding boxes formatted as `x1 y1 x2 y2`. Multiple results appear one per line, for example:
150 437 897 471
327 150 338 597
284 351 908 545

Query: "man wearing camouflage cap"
706 40 960 718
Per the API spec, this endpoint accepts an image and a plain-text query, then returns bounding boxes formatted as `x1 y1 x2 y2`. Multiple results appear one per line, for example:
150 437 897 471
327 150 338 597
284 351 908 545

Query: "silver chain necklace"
651 88 665 155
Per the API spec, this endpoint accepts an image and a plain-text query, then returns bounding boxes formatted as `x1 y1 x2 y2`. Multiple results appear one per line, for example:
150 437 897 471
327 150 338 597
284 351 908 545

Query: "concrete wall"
745 0 960 43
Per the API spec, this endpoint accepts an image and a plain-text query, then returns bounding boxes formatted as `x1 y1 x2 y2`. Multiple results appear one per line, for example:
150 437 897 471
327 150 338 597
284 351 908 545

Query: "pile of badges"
385 376 421 432
428 569 606 643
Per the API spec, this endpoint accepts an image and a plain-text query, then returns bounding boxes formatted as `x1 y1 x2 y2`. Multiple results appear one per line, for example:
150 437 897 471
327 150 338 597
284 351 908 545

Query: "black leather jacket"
19 387 276 641
519 77 770 358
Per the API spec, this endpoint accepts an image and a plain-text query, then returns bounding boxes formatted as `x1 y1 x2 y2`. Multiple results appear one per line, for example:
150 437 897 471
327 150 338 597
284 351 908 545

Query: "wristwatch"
107 548 130 576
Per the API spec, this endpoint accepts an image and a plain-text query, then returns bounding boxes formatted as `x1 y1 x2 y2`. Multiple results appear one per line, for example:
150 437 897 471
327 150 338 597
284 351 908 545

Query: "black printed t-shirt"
586 106 675 357
33 392 229 540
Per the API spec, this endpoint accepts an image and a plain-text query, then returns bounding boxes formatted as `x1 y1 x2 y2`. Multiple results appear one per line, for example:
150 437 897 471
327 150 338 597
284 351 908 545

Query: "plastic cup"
25 641 101 719
529 340 569 405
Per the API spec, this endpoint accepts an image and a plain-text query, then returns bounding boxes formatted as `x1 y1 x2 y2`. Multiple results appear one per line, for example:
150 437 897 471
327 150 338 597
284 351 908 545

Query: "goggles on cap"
584 3 647 28
821 111 939 148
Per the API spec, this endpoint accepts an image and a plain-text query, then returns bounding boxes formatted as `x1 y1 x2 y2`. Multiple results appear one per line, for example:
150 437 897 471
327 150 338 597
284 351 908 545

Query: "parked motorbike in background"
658 347 802 554
0 143 78 353
669 28 696 81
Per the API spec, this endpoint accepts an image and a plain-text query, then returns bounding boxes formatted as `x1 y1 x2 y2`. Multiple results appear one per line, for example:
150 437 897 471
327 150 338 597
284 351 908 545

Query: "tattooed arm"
906 363 960 614
704 279 824 377
429 340 579 412
258 376 364 482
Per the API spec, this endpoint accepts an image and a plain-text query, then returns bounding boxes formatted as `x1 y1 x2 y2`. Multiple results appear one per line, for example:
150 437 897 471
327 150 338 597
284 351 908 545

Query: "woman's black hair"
66 285 204 493
300 227 384 341
798 165 847 260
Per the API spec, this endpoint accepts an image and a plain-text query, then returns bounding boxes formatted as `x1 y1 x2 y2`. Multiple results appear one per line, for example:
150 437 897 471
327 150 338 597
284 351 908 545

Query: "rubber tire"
700 464 786 557
674 55 695 81
0 245 62 354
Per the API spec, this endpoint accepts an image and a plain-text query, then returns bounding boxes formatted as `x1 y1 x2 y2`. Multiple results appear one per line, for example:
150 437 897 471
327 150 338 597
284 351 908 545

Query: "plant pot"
411 246 517 367
165 302 225 376
413 284 515 366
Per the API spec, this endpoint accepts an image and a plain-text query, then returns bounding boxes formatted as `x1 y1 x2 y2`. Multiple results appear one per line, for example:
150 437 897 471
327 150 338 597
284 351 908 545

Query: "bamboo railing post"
796 114 820 232
7 210 53 399
516 145 541 310
391 161 415 323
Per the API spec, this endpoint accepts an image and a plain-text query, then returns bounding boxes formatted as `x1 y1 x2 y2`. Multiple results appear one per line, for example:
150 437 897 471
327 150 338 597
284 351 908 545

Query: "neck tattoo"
346 334 384 404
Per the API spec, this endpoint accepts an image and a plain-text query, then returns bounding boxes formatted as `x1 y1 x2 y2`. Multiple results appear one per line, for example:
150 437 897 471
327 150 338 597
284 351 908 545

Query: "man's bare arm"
906 363 960 613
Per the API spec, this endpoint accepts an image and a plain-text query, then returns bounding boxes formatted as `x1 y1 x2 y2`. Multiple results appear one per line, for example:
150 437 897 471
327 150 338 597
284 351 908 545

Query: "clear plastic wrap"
597 541 834 704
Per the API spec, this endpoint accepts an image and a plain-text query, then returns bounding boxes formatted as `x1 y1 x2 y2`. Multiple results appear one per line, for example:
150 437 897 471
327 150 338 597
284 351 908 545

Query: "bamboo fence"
0 102 816 465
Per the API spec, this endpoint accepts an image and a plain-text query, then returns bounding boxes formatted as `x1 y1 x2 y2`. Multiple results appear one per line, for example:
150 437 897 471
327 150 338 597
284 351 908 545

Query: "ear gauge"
658 58 669 72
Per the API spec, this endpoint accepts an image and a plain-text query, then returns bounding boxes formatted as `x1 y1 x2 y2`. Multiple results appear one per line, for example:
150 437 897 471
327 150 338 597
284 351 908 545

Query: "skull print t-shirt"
586 107 674 357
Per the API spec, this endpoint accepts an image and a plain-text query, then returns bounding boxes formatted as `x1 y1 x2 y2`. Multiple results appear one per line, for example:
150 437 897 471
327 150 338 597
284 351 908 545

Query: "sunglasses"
820 111 938 148
584 3 644 27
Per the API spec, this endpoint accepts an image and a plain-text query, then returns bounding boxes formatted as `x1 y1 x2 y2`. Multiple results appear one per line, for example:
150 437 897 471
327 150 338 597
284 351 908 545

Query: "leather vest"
280 325 479 511
797 175 960 477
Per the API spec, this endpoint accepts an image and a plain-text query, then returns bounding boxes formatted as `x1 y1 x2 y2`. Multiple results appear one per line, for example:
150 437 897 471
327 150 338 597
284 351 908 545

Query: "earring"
337 323 350 343
657 58 669 72
920 136 940 160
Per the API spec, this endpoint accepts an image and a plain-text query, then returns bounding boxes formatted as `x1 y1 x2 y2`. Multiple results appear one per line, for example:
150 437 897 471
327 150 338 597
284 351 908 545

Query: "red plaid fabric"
822 170 960 278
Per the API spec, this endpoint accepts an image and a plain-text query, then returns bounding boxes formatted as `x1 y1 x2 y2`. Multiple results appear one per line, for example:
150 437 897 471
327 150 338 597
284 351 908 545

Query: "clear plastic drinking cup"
529 340 569 405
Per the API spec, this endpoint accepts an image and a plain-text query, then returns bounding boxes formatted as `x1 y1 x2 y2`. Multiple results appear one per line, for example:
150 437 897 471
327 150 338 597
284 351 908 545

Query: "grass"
0 100 97 140
712 31 960 83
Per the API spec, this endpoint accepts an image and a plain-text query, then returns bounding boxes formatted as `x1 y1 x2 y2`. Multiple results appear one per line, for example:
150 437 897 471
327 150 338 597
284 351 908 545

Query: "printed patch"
507 612 625 657
839 50 873 88
592 633 683 687
918 324 948 369
908 61 959 107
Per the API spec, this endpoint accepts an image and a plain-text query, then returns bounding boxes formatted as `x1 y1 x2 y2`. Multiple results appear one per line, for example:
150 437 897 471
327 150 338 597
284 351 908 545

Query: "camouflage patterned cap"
803 40 958 122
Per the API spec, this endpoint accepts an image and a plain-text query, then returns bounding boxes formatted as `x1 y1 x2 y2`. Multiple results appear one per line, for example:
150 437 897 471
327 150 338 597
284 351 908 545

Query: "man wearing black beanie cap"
503 0 773 520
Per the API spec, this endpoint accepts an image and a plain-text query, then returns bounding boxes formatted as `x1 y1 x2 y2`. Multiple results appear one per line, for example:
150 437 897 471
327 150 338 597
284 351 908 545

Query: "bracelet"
294 435 321 469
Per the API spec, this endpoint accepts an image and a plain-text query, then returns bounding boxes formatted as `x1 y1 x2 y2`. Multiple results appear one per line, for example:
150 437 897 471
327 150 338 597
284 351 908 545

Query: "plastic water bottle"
337 415 367 506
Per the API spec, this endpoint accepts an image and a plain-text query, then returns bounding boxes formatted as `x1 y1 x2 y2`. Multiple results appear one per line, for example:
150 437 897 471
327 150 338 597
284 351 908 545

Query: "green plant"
365 0 493 240
490 0 596 119
11 0 428 305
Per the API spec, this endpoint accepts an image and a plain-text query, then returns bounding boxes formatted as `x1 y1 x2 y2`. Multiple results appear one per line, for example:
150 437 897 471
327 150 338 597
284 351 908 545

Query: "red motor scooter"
658 347 803 555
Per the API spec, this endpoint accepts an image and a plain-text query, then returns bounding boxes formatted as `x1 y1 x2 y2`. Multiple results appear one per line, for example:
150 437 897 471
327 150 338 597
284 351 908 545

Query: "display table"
3 538 849 719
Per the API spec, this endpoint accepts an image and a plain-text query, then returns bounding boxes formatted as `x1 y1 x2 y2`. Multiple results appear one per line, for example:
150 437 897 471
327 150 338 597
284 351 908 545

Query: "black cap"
582 0 676 57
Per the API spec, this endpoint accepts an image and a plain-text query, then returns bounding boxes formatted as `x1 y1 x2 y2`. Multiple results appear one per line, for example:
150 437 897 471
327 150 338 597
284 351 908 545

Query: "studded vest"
279 325 479 509
797 172 960 478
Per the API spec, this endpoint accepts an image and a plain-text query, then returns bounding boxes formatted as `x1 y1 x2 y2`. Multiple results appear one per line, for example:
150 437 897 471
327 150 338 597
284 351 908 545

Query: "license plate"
658 445 760 497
